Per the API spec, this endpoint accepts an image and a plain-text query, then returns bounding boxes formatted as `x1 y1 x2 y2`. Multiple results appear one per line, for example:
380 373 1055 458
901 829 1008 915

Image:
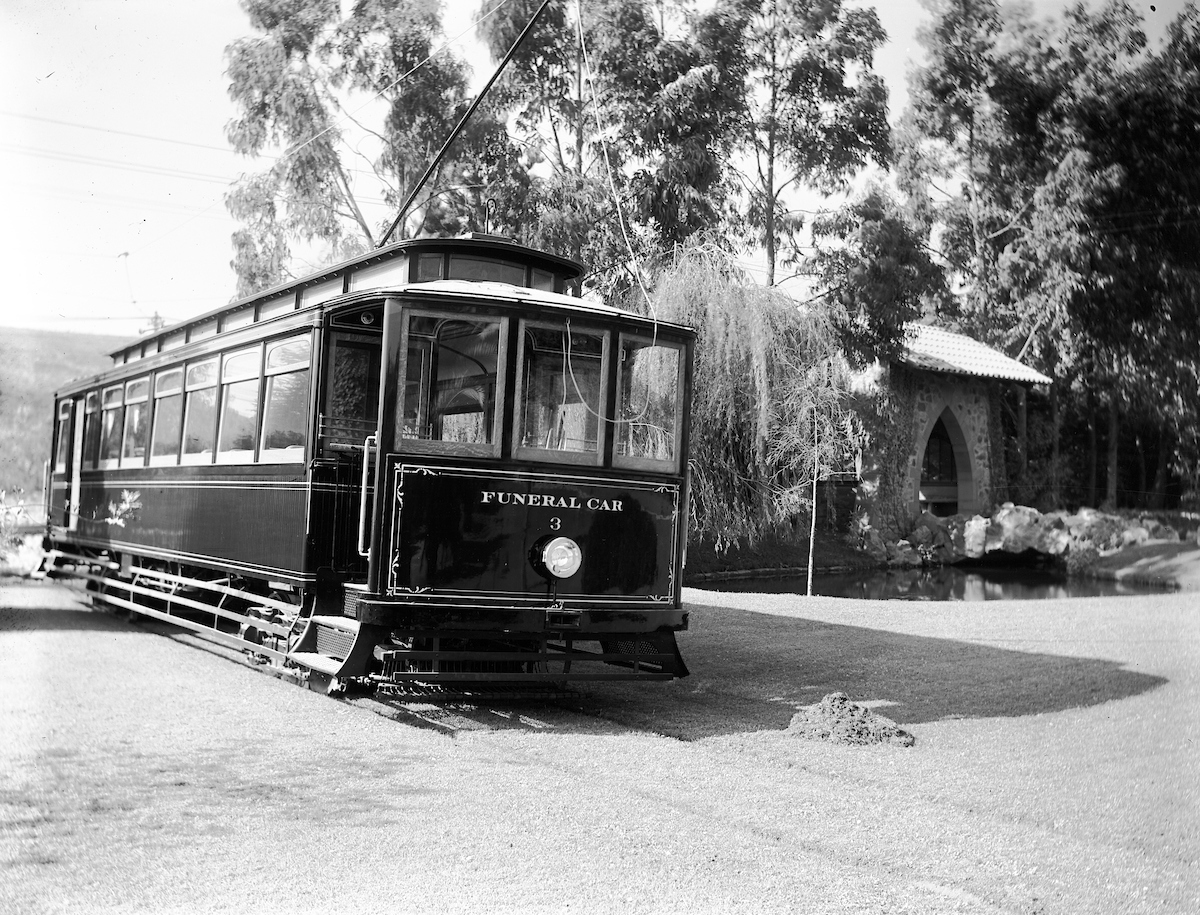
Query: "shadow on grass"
571 601 1167 740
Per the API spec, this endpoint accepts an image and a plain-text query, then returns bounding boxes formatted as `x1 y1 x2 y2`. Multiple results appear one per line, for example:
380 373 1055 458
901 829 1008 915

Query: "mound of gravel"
788 692 915 747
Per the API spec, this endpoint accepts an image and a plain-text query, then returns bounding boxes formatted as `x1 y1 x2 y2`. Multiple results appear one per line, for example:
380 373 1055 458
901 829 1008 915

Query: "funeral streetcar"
42 234 695 688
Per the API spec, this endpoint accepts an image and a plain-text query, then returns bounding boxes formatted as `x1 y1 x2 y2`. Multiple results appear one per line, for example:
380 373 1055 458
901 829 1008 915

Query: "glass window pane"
187 359 217 389
182 388 217 460
122 401 149 463
151 393 183 461
223 347 260 383
416 253 443 282
398 316 501 448
100 406 123 462
266 336 311 372
217 378 260 458
261 370 310 459
518 324 605 456
125 378 149 402
448 255 525 286
615 338 680 469
54 401 72 470
83 393 101 468
155 369 182 396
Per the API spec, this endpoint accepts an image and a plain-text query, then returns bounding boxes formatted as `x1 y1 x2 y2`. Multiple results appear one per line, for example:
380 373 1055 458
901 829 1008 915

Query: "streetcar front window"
515 321 607 465
397 313 504 455
54 400 72 472
614 336 683 472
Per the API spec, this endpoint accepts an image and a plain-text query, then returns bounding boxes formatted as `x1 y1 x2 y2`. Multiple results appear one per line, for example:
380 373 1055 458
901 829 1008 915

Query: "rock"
963 516 989 559
788 693 914 747
1121 526 1150 547
863 529 888 562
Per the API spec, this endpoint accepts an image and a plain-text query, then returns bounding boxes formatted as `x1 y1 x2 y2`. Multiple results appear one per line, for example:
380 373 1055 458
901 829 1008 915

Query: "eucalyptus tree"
224 0 500 296
731 0 891 286
475 0 748 297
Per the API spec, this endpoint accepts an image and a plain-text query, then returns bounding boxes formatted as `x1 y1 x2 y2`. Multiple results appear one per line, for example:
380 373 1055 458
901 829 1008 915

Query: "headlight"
540 536 582 579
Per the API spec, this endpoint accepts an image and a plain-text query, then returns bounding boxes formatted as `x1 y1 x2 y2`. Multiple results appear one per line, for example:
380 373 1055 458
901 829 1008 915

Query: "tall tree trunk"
1050 382 1061 509
1134 432 1147 509
1087 400 1098 508
1104 396 1120 510
1015 384 1028 502
1149 427 1173 510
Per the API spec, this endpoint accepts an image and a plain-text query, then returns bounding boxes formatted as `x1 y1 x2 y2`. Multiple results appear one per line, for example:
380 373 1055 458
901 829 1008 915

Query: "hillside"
0 327 121 495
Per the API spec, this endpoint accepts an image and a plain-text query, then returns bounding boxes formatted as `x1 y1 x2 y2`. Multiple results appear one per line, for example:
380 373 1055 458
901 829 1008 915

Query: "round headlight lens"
541 536 582 579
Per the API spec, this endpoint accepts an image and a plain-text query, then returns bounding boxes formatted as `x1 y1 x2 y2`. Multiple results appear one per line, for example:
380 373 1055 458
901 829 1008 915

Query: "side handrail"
357 434 377 558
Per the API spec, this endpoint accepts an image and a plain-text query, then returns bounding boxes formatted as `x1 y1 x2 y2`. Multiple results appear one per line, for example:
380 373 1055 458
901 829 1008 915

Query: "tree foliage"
646 246 857 548
224 0 502 296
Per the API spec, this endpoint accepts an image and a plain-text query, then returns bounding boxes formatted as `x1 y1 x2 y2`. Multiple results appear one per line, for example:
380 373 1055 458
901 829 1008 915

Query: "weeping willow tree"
645 246 860 551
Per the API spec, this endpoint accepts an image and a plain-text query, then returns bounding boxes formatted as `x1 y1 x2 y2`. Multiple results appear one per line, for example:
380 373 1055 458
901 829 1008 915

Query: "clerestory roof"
900 324 1052 385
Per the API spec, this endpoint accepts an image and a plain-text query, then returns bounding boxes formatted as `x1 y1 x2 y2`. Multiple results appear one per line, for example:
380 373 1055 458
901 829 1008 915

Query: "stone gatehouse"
855 325 1051 541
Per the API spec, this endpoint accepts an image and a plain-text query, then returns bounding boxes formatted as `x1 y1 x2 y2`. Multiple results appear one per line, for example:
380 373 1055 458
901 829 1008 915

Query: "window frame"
180 357 220 466
512 318 610 467
394 308 507 458
98 384 125 470
149 368 185 467
611 333 686 474
119 377 151 468
53 399 72 473
259 333 313 464
82 391 101 470
215 344 263 465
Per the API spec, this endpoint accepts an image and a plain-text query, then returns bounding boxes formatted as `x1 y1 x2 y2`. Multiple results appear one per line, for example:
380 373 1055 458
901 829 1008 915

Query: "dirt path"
1 579 1196 914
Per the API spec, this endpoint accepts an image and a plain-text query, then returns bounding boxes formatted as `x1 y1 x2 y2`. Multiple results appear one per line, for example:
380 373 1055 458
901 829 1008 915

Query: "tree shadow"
0 603 121 633
568 600 1168 740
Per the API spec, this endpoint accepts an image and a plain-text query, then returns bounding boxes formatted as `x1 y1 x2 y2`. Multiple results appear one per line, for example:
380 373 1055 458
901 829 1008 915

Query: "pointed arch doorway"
919 409 975 517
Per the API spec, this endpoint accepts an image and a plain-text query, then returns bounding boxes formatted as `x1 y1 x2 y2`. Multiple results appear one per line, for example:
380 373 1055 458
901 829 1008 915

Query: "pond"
693 565 1172 601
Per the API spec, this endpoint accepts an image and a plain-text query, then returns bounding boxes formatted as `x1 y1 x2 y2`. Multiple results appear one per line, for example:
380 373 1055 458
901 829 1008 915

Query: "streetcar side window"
150 369 184 466
121 378 150 467
514 320 608 466
82 392 101 470
260 335 312 463
98 385 124 469
181 359 218 464
54 400 72 473
217 346 262 463
396 313 505 456
613 336 683 473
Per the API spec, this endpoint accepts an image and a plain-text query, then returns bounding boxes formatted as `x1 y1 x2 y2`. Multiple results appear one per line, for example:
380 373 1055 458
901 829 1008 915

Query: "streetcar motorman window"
515 321 606 464
614 336 682 472
398 314 504 454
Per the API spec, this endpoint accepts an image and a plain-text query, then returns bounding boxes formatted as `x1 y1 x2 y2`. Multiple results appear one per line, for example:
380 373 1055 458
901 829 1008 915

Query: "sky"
0 0 1184 341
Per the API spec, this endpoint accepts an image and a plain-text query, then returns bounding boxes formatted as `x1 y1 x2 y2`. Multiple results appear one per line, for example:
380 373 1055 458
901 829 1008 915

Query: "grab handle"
357 434 377 558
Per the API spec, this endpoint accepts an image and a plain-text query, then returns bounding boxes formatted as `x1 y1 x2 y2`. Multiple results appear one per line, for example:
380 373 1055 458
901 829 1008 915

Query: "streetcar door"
317 327 381 576
51 397 84 530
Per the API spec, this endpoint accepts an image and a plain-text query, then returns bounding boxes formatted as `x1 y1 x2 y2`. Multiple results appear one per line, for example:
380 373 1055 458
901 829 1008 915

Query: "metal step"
286 651 343 677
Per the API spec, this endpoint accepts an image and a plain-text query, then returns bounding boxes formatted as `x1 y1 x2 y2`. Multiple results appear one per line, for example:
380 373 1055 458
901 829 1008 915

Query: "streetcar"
42 234 694 688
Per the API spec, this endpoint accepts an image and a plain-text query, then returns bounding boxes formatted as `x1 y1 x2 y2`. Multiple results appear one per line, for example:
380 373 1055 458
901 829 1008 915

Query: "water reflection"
696 566 1170 601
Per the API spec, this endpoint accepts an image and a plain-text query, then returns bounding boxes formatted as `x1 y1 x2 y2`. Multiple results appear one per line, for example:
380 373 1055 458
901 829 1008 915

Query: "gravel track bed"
2 579 1197 914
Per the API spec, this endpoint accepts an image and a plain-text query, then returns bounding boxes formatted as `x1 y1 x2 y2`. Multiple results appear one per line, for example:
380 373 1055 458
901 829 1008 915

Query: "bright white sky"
0 0 1183 339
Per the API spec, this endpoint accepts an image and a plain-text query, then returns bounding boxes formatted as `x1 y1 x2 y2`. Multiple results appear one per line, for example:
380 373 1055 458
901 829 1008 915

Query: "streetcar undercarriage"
39 546 688 690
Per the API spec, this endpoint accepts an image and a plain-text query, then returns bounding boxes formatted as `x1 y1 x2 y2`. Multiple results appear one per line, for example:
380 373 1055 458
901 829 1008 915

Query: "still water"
694 566 1171 601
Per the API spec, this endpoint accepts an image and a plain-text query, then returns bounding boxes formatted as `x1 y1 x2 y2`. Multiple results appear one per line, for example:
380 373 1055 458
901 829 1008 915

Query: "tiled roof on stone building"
901 324 1052 385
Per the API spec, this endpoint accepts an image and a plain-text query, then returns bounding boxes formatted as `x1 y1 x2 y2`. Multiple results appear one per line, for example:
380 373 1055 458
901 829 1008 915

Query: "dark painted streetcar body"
44 236 694 685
